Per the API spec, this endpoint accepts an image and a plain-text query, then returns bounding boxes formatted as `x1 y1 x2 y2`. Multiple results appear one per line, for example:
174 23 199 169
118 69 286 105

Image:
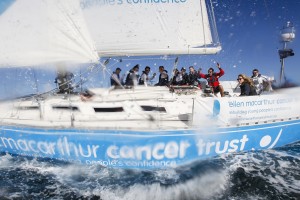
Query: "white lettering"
179 141 190 158
28 141 39 153
48 143 56 155
17 140 29 151
165 141 179 159
136 145 152 160
78 144 92 158
57 138 65 155
106 141 190 160
228 139 239 152
206 141 215 155
239 135 249 150
215 141 229 154
152 143 165 160
196 135 250 155
64 137 70 156
120 146 135 159
1 137 19 150
92 145 100 158
196 139 206 155
107 145 119 159
37 142 52 155
0 136 101 159
69 142 79 157
0 134 252 165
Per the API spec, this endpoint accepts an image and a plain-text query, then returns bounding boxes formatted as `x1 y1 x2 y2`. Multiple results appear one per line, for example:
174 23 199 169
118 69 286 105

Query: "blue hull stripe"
1 119 300 169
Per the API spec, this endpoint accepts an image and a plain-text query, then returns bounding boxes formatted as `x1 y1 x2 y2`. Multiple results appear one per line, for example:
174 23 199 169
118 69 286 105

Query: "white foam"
0 154 14 169
83 169 228 200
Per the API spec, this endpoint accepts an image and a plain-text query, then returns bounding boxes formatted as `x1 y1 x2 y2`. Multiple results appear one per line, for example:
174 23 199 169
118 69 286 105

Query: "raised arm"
216 63 224 77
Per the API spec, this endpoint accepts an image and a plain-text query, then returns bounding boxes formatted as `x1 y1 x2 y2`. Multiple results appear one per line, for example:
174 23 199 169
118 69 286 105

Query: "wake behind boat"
0 0 299 169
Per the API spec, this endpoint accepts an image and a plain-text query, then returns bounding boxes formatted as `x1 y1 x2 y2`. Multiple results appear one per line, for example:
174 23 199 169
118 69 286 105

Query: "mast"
279 21 295 86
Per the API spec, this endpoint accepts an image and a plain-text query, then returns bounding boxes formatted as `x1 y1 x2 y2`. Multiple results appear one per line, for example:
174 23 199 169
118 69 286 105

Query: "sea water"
0 141 299 200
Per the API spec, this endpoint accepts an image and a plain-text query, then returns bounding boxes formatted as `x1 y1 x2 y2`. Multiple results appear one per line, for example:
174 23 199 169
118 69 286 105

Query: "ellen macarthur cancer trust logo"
212 99 283 150
254 128 283 150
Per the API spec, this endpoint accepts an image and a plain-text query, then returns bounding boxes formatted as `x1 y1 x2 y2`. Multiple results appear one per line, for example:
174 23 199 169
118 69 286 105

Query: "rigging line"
32 69 39 95
23 63 99 101
54 60 101 92
73 58 112 89
73 63 104 88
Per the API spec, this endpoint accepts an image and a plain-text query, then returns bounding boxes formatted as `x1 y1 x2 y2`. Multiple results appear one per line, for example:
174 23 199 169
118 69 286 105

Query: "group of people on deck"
237 69 272 96
110 63 272 97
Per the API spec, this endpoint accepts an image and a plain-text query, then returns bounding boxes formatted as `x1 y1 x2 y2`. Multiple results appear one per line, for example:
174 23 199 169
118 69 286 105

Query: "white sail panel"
81 0 221 56
0 0 98 67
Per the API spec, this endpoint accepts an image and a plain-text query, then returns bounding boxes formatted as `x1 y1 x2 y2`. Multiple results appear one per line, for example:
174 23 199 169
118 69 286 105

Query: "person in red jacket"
199 63 225 97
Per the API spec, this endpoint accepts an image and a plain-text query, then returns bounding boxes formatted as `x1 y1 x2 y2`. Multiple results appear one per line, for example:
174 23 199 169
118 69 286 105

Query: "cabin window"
17 106 39 110
141 106 166 112
94 107 124 112
52 106 79 111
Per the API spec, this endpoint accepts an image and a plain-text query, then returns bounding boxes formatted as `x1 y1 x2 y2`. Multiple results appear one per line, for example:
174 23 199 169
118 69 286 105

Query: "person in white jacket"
138 66 156 86
251 69 272 94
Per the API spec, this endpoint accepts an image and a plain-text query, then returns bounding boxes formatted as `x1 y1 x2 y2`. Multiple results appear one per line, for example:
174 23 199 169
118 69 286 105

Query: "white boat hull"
0 86 300 169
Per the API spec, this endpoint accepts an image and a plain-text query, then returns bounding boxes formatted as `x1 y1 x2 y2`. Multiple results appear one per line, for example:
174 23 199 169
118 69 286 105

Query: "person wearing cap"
171 68 183 85
139 66 156 86
251 68 272 94
125 64 140 86
111 67 122 86
155 66 169 86
188 66 200 88
199 62 225 97
179 67 189 85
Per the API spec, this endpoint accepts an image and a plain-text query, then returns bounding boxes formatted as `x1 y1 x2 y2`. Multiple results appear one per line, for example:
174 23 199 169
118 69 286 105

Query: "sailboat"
0 0 299 169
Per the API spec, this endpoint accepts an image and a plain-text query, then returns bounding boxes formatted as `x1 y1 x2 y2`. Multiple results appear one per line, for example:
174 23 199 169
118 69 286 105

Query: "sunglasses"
237 78 243 81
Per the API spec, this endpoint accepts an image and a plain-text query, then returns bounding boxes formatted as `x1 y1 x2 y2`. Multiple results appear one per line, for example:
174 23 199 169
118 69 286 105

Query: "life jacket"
110 72 120 86
206 73 219 88
188 72 200 87
125 70 136 86
138 71 146 85
158 70 169 86
249 84 258 96
240 83 258 96
180 73 189 85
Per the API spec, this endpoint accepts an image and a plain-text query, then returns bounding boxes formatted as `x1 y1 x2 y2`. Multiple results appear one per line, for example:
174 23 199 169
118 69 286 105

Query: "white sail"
81 0 221 56
0 0 99 67
0 0 220 67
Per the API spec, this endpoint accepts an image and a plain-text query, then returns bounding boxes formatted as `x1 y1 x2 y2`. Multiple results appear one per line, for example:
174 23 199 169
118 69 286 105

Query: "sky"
212 0 299 82
104 0 300 85
0 0 299 99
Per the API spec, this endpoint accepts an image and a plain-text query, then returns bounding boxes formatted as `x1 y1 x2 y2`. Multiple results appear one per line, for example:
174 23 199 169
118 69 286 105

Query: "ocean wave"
0 142 299 199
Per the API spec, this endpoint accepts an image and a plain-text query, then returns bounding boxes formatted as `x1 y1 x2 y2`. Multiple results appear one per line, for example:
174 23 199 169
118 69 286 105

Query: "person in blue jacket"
237 74 257 96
